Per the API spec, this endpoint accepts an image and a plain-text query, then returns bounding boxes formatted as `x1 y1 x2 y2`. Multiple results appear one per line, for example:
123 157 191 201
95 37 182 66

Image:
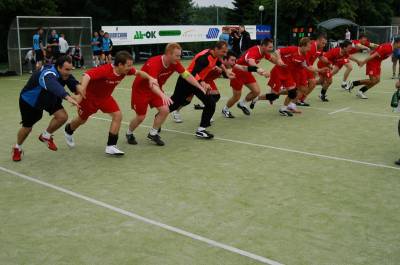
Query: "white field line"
0 166 283 265
91 116 400 171
328 107 351 115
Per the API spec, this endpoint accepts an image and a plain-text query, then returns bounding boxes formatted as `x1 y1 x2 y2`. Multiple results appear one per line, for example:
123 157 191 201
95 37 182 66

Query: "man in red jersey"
222 38 284 117
296 32 328 106
350 37 400 99
340 34 379 90
252 37 318 117
316 40 354 101
126 42 207 145
63 51 158 156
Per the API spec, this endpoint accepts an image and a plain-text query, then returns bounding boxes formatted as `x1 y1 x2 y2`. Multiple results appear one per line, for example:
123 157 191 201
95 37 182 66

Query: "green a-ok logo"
134 31 156 40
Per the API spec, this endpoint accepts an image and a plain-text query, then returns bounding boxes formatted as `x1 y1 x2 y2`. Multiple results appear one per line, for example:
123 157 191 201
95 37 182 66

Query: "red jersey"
278 46 307 70
85 63 136 98
318 47 350 68
133 55 185 91
370 43 393 62
236 45 272 66
306 41 323 66
349 39 372 54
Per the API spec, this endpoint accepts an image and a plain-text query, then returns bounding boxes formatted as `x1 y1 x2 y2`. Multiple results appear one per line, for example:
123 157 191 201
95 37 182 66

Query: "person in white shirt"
345 28 351 40
24 49 35 74
58 34 69 56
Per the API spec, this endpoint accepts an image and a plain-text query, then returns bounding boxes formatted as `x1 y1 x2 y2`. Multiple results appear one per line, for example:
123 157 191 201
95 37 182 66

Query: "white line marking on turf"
91 116 400 171
328 107 350 115
0 166 283 265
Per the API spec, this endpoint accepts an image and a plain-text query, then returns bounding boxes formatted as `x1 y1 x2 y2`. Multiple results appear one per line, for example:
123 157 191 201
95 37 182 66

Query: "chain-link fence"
358 26 399 44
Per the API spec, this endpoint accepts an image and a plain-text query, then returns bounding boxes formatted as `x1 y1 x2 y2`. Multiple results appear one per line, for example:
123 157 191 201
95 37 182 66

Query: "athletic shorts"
292 68 308 87
366 59 381 78
268 66 296 94
78 96 120 120
318 68 333 80
93 50 102 56
306 70 316 81
207 80 218 92
334 59 349 69
131 87 164 116
230 68 256 91
19 97 63 127
103 51 111 56
34 49 44 63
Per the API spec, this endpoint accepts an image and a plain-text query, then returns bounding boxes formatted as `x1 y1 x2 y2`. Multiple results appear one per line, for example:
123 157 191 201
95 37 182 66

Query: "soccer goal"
8 16 92 75
358 25 399 44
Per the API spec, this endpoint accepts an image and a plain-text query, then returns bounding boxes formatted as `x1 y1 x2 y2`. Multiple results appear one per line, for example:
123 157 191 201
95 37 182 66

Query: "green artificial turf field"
0 56 399 265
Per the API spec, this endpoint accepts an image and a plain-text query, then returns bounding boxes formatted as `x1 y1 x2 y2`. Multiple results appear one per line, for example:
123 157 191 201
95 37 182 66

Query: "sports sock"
197 127 206 132
107 133 118 146
360 86 369 93
149 128 158 136
42 130 51 139
342 81 347 85
280 106 288 111
15 144 22 150
65 123 74 135
126 128 134 135
239 99 246 107
321 89 327 96
223 105 229 111
353 80 361 86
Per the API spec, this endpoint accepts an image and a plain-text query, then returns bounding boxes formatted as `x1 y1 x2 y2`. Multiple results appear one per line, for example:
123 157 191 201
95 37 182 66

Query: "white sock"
126 128 134 135
42 131 51 139
280 106 288 111
149 128 158 136
342 81 347 85
288 102 296 109
223 105 229 111
15 144 22 150
197 127 206 131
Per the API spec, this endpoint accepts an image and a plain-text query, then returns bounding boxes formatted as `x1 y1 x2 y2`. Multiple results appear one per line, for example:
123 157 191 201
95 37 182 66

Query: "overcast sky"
193 0 233 8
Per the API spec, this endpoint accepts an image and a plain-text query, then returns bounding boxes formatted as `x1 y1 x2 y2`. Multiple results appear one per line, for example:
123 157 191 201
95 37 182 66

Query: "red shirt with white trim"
236 45 272 66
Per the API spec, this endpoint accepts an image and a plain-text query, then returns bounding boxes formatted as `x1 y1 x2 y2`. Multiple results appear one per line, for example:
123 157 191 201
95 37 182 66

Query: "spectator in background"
47 29 60 60
71 45 84 69
32 27 45 70
392 45 400 79
59 33 69 56
44 46 54 65
231 28 241 55
345 28 351 40
24 49 36 74
91 31 102 67
239 25 251 54
219 27 233 50
101 32 113 64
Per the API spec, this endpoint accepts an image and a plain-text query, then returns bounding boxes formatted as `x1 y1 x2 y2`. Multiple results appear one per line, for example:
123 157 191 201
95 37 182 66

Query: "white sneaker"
172 111 183 123
64 131 75 147
356 90 368 99
105 145 124 156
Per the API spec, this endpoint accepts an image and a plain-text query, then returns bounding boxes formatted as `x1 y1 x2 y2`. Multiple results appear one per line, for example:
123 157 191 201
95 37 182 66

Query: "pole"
260 12 263 25
274 0 278 48
217 7 219 25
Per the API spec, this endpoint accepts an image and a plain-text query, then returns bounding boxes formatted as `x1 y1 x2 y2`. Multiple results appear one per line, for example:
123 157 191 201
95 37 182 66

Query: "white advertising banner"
101 25 258 46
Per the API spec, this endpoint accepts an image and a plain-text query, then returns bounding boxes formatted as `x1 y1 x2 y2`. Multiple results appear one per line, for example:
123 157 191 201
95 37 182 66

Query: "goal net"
8 16 92 75
358 26 399 44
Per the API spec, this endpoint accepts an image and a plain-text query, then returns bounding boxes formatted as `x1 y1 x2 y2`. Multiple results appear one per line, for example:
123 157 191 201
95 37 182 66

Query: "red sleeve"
175 61 186 74
375 45 387 57
127 67 137 76
245 47 258 61
85 65 107 80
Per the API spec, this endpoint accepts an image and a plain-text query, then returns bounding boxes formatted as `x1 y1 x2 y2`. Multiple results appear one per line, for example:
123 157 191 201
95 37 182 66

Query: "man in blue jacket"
12 56 81 162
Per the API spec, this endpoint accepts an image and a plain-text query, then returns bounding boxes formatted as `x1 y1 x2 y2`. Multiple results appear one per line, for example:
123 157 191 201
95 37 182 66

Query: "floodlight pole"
274 0 278 48
16 16 22 75
217 7 219 25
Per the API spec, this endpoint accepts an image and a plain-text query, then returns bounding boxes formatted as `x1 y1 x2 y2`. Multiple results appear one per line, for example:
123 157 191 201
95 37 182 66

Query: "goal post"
358 25 399 44
8 16 92 75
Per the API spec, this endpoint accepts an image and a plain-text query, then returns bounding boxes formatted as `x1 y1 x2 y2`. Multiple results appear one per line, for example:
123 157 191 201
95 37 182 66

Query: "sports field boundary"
91 116 400 171
0 166 283 265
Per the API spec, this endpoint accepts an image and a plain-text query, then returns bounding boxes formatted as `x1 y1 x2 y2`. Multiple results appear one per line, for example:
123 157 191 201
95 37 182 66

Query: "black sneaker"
279 109 293 117
158 128 161 133
395 159 400 166
147 133 165 146
237 103 250 115
194 104 205 110
249 100 257 109
296 101 310 107
319 94 329 102
195 129 214 139
222 109 235 118
126 133 138 145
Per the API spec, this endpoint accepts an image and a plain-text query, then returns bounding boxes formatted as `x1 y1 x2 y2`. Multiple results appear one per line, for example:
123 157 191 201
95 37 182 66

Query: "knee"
55 112 68 123
252 87 261 96
232 93 241 101
158 106 170 116
112 112 123 122
211 94 221 103
136 115 146 123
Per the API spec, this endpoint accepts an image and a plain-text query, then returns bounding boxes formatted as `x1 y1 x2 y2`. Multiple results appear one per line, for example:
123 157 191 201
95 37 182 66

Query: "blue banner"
256 25 272 40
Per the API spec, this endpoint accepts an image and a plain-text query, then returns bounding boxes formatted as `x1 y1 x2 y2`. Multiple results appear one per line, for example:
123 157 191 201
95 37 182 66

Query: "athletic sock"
149 128 158 136
360 86 369 93
42 130 51 139
321 89 327 96
197 127 206 132
15 144 22 150
239 99 246 107
126 128 134 135
65 123 74 135
353 80 361 87
107 133 118 146
223 105 229 111
280 106 288 111
342 81 347 86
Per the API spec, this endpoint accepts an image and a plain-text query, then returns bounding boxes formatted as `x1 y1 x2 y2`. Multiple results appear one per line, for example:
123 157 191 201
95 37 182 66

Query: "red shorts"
366 59 381 77
318 68 333 80
268 66 296 94
206 80 218 92
306 70 316 80
131 87 164 116
78 96 120 120
292 68 308 87
334 59 349 69
230 68 257 91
